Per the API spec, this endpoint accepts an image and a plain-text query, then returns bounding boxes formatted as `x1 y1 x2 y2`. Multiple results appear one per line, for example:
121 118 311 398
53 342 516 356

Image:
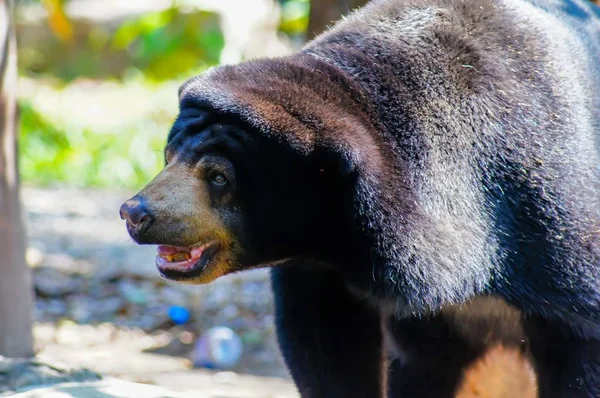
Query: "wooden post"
0 0 34 358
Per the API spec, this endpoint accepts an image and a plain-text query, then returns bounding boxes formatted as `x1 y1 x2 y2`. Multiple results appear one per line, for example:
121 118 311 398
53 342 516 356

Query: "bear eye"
211 173 227 186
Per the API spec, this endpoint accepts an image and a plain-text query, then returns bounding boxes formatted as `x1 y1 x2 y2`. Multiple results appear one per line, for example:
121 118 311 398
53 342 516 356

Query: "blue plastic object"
168 306 190 325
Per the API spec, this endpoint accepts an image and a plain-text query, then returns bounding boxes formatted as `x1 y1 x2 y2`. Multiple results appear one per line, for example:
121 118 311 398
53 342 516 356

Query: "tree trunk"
0 0 34 358
307 0 369 40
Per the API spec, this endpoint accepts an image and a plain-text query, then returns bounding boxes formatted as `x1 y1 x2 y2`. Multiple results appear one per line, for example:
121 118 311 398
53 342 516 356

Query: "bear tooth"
172 252 191 262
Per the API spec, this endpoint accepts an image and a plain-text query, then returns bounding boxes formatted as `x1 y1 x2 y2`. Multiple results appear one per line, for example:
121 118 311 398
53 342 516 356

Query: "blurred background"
0 0 367 396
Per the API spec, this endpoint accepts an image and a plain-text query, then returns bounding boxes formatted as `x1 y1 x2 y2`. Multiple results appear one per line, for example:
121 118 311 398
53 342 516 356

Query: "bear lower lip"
156 241 220 280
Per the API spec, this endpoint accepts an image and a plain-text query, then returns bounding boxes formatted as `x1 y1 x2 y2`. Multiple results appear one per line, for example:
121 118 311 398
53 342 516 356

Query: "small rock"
87 281 115 299
118 280 148 305
223 304 240 320
0 356 11 373
40 253 87 274
69 302 91 324
46 299 68 317
159 286 187 306
134 314 170 331
68 295 124 323
241 331 263 346
95 297 125 318
34 268 75 297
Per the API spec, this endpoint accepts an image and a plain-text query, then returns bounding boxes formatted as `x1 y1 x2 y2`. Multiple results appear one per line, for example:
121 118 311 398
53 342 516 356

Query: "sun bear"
119 0 600 396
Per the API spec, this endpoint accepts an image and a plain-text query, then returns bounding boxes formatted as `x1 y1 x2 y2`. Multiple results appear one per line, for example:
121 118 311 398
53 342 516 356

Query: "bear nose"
119 196 153 228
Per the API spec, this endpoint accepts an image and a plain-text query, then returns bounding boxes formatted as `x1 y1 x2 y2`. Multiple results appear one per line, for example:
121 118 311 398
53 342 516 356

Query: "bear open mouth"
155 241 221 280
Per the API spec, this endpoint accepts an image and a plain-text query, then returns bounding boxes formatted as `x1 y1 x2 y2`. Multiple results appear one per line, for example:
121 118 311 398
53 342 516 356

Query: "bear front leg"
271 265 387 398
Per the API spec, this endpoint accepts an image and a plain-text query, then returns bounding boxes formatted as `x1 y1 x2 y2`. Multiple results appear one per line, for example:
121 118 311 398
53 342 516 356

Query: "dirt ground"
7 186 298 397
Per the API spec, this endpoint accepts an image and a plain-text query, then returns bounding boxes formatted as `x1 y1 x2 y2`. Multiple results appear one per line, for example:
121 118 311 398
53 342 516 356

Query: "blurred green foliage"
19 100 168 189
111 7 224 81
17 5 224 82
279 0 310 37
17 0 310 189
